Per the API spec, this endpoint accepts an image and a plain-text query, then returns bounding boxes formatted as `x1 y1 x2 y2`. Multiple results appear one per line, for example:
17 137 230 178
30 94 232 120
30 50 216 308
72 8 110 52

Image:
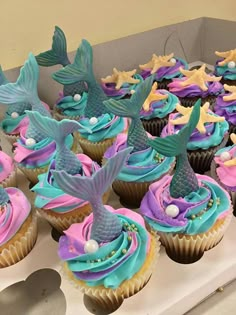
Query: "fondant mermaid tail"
53 39 107 118
0 66 9 86
148 100 201 198
0 187 9 204
0 53 51 141
104 76 154 152
26 111 87 175
52 147 132 243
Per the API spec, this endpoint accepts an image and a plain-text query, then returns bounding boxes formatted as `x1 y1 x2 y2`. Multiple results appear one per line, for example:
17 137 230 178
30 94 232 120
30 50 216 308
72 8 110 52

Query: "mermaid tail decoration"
36 26 86 96
0 187 9 205
0 53 51 142
0 66 9 86
52 147 132 243
148 100 201 198
26 111 89 175
104 76 154 152
53 39 108 118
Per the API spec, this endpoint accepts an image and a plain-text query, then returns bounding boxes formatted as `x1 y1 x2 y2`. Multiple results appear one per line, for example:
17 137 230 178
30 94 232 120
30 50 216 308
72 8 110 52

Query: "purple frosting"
214 94 236 125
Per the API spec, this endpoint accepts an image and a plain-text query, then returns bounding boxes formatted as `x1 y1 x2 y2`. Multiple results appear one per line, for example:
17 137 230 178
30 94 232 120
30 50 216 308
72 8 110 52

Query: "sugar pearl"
84 239 99 254
130 89 136 95
170 58 176 64
25 138 36 146
73 94 81 102
89 117 98 125
11 112 19 119
165 204 179 218
220 151 231 162
228 61 236 69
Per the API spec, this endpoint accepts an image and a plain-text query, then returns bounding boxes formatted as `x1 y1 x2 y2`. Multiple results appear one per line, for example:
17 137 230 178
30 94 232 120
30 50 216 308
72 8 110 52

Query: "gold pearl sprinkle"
191 214 196 220
128 236 132 241
122 249 127 254
217 287 224 292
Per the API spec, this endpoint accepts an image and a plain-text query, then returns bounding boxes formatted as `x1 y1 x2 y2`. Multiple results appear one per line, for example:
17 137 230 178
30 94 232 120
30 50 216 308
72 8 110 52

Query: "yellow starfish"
170 102 225 134
142 82 168 111
139 53 175 74
223 84 236 101
180 64 221 91
101 68 140 90
215 49 236 66
230 133 236 144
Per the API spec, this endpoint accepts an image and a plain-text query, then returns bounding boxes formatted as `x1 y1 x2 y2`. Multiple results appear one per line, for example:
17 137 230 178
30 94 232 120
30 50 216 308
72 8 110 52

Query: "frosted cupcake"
36 26 88 121
161 102 229 173
53 39 126 163
215 49 236 85
103 76 175 208
52 148 159 312
0 150 17 188
141 101 232 264
211 133 236 215
28 111 109 233
139 53 188 89
101 68 143 99
168 64 223 107
140 82 180 136
0 186 37 268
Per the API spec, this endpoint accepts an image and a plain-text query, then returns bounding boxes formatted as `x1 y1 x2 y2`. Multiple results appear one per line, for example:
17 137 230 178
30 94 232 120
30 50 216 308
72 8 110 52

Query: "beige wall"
1 0 236 70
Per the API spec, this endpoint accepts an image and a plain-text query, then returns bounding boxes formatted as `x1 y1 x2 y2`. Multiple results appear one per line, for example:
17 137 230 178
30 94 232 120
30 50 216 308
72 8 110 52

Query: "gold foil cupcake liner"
53 109 81 122
18 164 50 185
0 213 38 268
1 169 17 188
2 132 19 146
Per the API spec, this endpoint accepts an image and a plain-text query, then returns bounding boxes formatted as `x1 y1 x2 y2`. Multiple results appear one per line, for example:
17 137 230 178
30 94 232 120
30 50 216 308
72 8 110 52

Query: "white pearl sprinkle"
25 138 36 146
220 151 231 162
165 204 180 218
84 239 99 254
73 94 81 102
228 61 236 69
11 112 19 119
130 89 136 95
170 58 176 64
89 117 98 125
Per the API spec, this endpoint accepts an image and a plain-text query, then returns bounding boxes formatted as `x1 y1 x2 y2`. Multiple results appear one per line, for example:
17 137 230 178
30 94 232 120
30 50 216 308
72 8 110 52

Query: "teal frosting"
55 92 87 117
78 113 125 142
1 113 27 133
140 90 179 120
215 63 236 80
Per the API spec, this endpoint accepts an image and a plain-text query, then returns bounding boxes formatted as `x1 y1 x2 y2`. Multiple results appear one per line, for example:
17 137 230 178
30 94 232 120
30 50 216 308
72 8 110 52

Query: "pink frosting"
0 152 14 182
215 146 236 188
0 187 31 246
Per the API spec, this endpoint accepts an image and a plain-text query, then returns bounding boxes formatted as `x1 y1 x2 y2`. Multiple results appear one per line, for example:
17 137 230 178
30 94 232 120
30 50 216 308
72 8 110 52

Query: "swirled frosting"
141 58 188 81
214 94 236 125
215 60 236 80
101 74 143 99
14 126 73 168
214 145 236 192
32 154 100 213
58 206 150 288
161 112 229 150
104 133 174 182
0 187 31 246
78 114 127 142
140 89 179 120
0 152 15 183
140 174 231 235
168 77 223 98
55 92 87 117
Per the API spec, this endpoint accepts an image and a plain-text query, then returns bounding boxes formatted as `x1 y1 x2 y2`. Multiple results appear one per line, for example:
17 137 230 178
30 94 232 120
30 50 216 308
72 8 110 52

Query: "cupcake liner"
220 78 236 86
1 168 17 188
188 133 229 174
62 234 159 312
157 212 232 264
141 117 169 137
0 213 38 268
155 79 172 90
17 164 50 185
178 95 217 109
53 109 81 122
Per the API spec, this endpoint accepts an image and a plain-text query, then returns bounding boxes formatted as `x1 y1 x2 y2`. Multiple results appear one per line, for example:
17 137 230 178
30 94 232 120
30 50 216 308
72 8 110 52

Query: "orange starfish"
142 82 168 111
215 49 236 66
180 64 221 91
170 102 225 134
101 68 140 90
223 84 236 101
139 53 176 74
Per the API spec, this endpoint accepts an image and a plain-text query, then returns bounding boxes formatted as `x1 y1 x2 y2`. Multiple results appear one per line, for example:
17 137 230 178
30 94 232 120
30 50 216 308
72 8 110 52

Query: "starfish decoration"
215 49 236 66
142 82 168 111
101 68 140 90
223 84 236 101
224 133 236 167
180 64 221 91
170 102 225 134
139 53 175 74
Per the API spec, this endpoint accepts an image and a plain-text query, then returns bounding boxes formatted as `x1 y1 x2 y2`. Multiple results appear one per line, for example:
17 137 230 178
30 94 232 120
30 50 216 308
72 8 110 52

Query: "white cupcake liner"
1 168 17 188
0 213 38 268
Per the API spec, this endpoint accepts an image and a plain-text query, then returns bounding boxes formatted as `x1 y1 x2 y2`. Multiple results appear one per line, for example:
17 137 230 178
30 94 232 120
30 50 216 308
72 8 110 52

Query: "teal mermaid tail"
0 187 9 204
53 39 107 118
148 100 201 198
52 147 132 243
104 76 154 152
0 66 9 86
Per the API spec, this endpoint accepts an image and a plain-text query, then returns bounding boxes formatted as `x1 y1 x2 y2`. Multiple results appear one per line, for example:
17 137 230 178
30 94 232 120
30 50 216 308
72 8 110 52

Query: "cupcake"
52 148 159 312
140 82 180 136
168 64 223 107
214 84 236 136
103 76 175 208
211 133 236 215
36 26 88 121
53 39 127 163
0 150 17 188
0 54 77 184
139 53 188 89
215 49 236 85
0 186 37 267
101 68 143 99
28 111 109 233
141 101 232 264
161 102 229 173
